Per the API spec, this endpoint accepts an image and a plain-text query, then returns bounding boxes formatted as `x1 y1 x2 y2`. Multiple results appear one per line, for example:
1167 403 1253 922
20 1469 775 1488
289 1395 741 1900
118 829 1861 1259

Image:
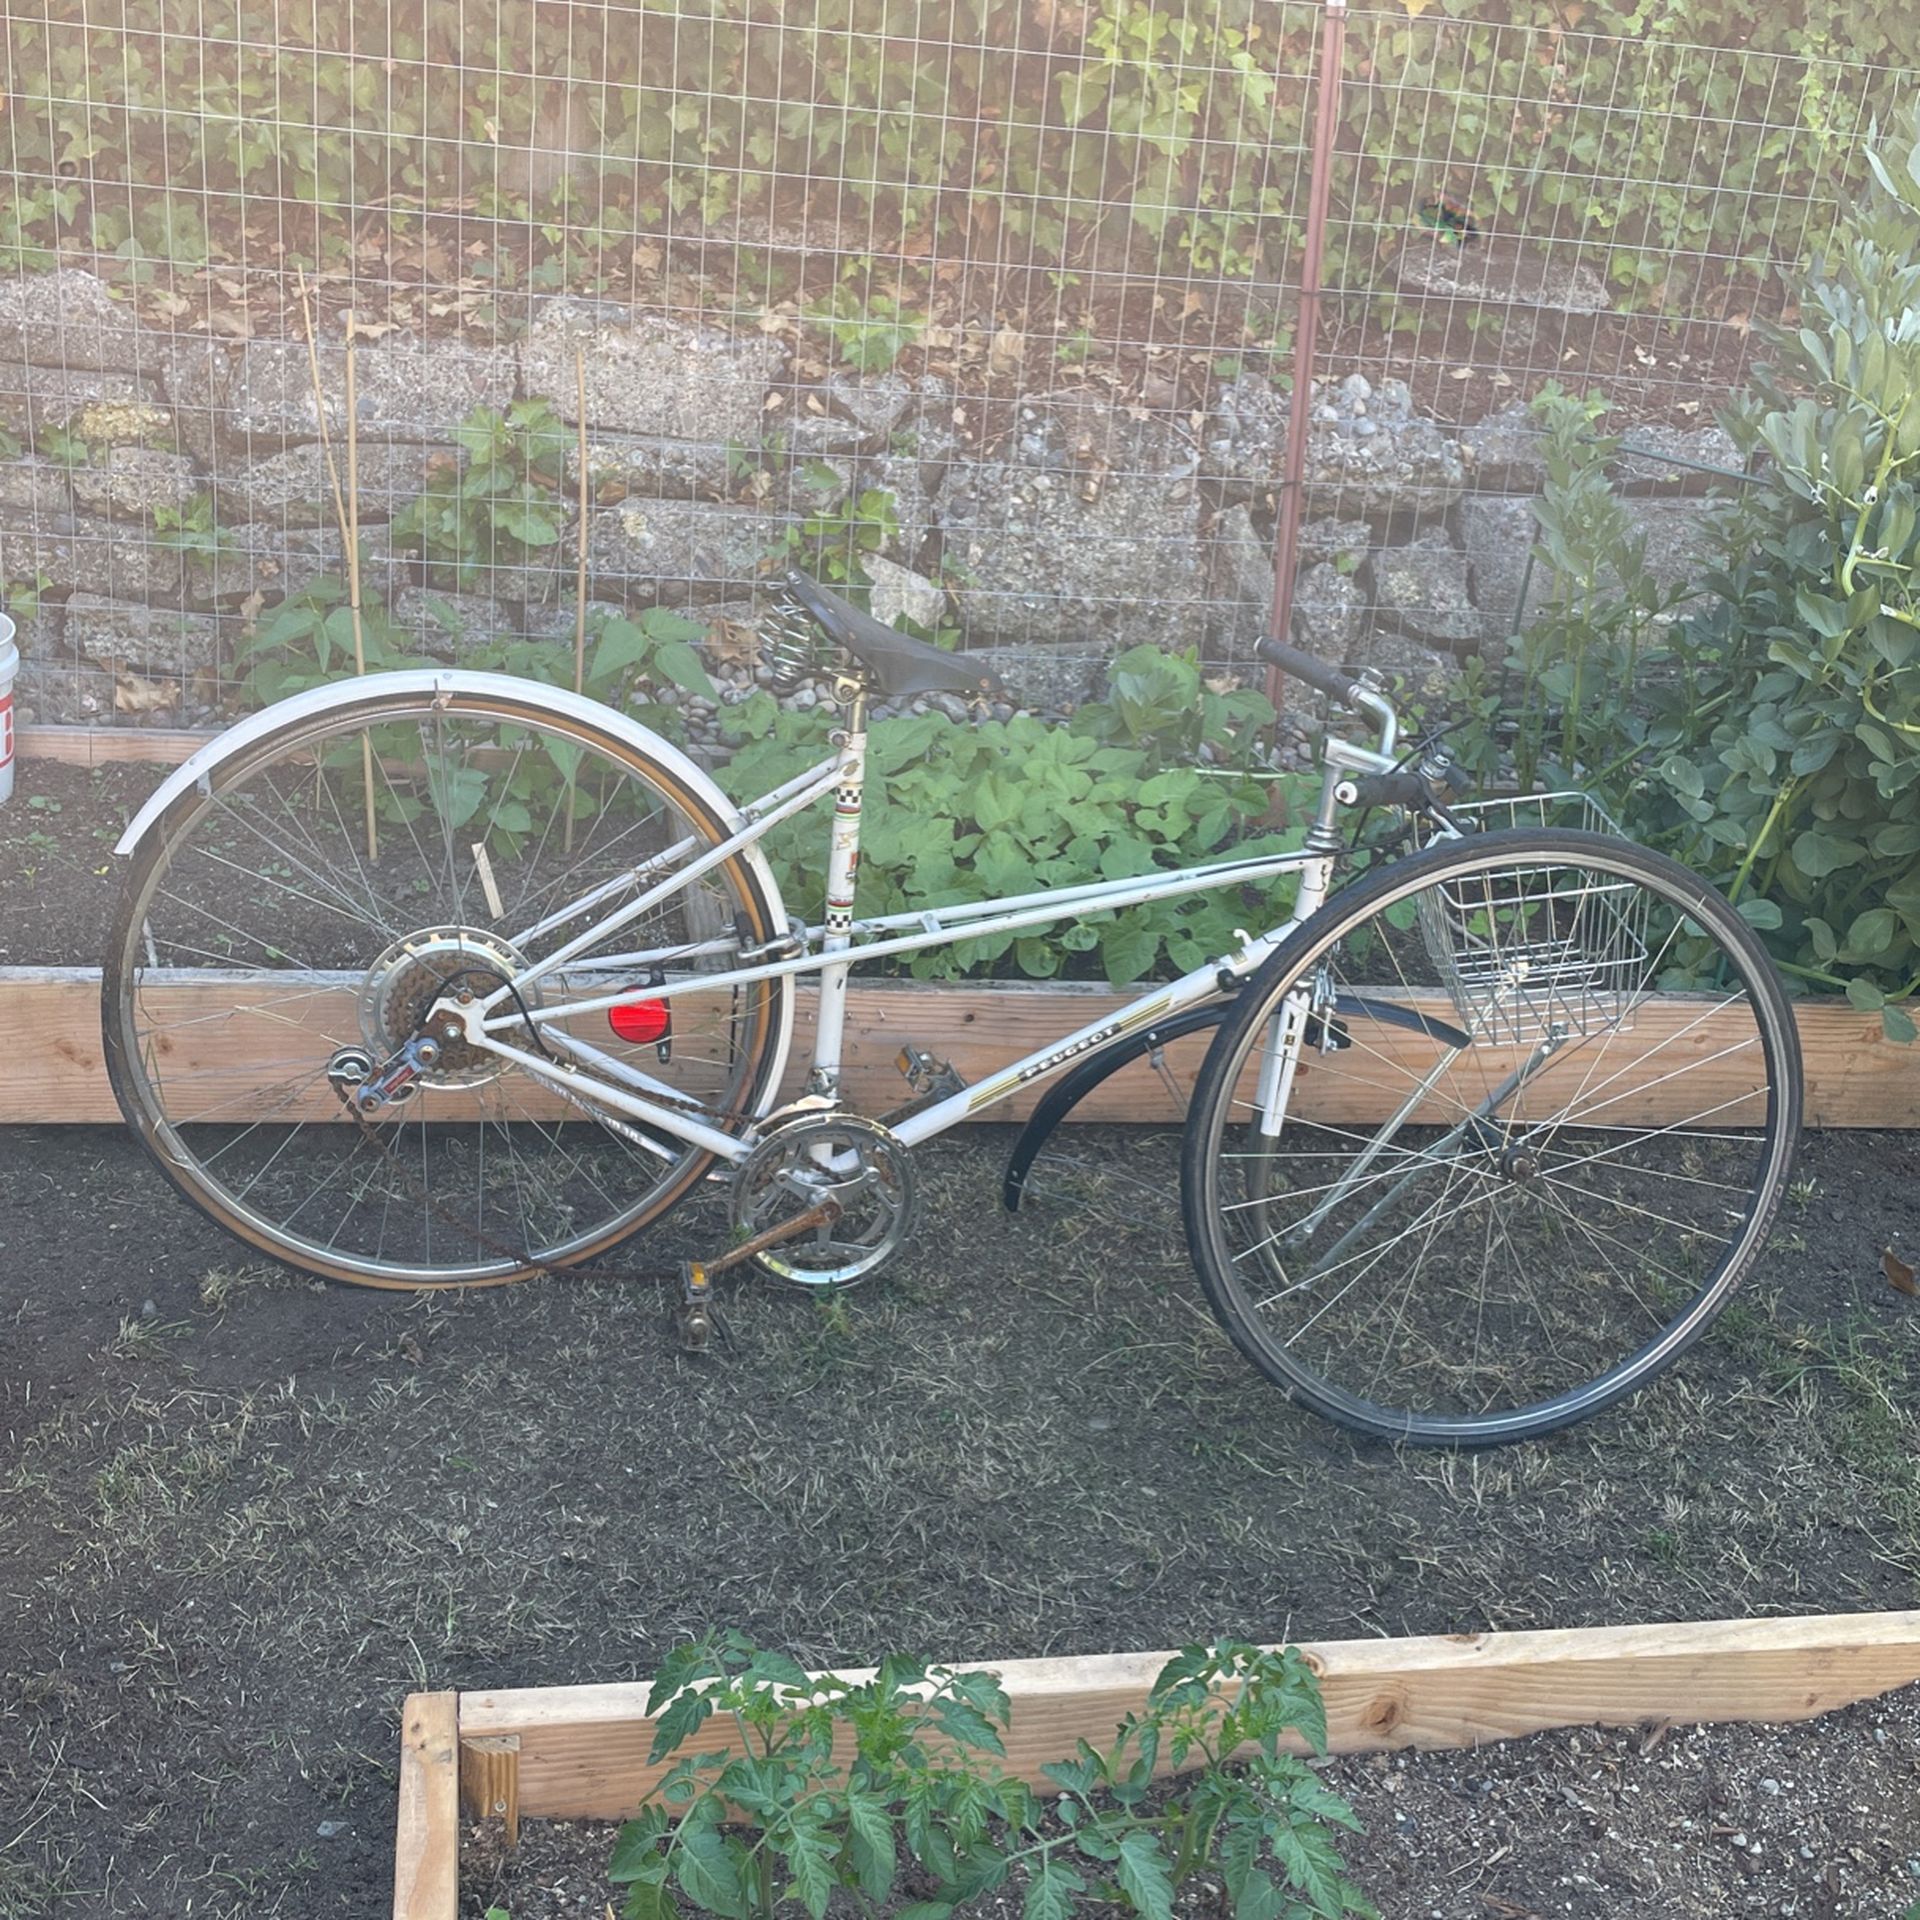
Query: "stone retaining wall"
0 270 1740 732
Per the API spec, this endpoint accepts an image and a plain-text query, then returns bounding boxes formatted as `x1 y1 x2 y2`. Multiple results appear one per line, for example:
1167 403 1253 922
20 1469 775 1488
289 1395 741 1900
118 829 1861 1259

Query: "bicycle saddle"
781 568 1005 701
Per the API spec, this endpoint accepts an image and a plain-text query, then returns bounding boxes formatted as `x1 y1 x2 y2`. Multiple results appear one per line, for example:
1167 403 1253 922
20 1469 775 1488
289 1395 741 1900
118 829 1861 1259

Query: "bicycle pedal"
675 1261 715 1353
894 1046 944 1093
885 1048 966 1122
887 1059 975 1128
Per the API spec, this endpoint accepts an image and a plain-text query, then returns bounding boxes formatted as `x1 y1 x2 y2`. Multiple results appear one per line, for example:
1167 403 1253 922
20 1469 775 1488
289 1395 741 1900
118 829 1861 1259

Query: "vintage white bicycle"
105 569 1802 1444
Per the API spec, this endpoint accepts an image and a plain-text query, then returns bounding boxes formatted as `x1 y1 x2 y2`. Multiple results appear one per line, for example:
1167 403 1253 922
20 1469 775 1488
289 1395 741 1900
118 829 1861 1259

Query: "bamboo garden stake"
566 349 591 853
296 278 379 862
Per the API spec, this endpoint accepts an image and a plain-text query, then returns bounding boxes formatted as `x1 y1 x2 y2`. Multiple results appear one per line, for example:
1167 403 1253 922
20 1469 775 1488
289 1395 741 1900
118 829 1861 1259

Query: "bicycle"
104 568 1802 1445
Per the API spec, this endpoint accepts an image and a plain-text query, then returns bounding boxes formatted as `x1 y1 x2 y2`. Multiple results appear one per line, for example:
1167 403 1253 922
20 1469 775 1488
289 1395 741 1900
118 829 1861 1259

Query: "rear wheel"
104 682 789 1288
1181 829 1801 1445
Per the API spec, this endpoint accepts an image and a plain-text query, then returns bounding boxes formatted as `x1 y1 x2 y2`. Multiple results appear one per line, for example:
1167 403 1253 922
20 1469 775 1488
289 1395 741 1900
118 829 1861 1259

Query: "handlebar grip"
1255 636 1366 708
1348 770 1430 811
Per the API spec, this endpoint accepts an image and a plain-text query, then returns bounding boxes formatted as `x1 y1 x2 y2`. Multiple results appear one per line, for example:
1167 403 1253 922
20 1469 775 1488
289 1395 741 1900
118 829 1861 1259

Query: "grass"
109 1312 193 1359
198 1262 302 1313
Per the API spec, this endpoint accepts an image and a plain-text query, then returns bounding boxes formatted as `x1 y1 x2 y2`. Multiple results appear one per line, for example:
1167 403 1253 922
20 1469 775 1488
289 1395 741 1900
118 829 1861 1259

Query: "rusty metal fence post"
1264 0 1349 715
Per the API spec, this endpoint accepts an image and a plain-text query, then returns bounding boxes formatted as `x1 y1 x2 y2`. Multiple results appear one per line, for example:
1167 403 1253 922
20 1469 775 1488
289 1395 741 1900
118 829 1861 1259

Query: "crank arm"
703 1197 844 1279
675 1199 844 1353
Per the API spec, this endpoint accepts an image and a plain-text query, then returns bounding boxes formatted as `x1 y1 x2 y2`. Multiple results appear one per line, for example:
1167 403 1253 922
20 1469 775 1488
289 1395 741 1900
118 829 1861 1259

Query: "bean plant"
1651 105 1920 1033
390 400 573 593
716 648 1313 986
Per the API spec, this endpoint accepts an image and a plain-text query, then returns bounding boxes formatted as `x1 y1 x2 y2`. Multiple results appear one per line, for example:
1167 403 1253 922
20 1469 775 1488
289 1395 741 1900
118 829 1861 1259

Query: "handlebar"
1345 753 1472 815
1346 769 1430 811
1256 635 1400 759
1255 635 1369 708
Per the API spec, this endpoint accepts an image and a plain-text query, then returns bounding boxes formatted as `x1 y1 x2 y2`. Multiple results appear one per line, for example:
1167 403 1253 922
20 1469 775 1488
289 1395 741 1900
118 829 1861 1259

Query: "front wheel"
104 678 791 1288
1181 829 1802 1446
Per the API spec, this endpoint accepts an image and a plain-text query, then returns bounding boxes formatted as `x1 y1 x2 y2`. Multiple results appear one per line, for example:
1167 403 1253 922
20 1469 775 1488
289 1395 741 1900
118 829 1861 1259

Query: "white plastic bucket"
0 612 16 806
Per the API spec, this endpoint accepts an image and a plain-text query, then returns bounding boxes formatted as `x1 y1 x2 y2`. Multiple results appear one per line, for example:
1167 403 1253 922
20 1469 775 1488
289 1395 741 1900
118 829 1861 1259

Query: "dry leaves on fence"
113 672 179 716
988 326 1027 376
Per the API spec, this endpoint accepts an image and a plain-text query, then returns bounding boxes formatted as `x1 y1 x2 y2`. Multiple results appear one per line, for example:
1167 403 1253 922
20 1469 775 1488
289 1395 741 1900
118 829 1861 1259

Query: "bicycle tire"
104 677 790 1289
1180 828 1802 1446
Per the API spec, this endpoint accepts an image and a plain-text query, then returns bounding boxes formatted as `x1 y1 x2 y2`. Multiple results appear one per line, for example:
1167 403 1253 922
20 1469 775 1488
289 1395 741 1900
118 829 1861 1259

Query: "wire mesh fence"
0 1 1914 744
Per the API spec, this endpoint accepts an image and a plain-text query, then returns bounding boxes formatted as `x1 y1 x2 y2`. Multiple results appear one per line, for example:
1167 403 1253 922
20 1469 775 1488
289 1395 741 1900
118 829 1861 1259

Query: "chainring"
729 1112 917 1288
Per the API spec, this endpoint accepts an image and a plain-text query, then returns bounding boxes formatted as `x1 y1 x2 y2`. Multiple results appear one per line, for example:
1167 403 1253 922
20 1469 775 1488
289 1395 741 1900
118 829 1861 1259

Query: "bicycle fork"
1248 829 1342 1141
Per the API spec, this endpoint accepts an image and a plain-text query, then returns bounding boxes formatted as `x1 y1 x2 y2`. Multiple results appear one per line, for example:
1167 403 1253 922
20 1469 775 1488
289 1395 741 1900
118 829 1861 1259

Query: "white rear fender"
111 668 797 1117
113 669 765 875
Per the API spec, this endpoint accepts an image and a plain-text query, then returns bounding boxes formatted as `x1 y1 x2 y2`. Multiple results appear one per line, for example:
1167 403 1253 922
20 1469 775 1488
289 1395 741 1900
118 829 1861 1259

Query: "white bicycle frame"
438 679 1405 1169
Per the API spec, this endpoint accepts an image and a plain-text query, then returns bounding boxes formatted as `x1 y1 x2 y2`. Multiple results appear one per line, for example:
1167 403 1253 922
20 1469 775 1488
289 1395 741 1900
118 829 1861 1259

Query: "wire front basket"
1417 792 1650 1044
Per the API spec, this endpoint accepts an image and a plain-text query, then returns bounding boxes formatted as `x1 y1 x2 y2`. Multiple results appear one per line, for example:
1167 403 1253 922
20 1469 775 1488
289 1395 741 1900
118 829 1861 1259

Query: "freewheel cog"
357 927 535 1092
729 1113 917 1288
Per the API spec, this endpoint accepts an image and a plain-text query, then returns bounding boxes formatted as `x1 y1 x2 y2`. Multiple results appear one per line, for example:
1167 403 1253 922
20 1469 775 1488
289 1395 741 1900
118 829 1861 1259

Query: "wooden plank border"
10 966 1915 1130
393 1691 459 1920
18 724 218 768
403 1610 1920 1915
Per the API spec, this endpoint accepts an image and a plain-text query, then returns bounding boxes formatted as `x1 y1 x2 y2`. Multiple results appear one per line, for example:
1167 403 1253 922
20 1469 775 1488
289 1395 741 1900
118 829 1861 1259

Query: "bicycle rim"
104 686 788 1287
1182 830 1801 1445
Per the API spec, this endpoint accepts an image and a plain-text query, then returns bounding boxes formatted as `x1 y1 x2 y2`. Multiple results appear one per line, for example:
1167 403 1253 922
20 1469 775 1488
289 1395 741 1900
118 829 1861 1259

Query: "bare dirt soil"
2 761 1918 1919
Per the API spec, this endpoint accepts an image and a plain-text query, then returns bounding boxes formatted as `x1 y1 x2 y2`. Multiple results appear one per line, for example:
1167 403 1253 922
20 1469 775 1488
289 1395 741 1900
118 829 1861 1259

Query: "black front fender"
1002 1003 1230 1211
1000 991 1470 1212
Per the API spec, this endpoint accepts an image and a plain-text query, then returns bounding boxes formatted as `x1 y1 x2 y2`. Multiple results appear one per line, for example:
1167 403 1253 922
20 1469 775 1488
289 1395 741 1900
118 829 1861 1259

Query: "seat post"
806 674 871 1101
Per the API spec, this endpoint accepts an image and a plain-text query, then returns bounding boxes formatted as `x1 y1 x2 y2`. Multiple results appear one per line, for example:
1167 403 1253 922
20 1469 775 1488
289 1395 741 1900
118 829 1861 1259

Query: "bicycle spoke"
110 690 783 1285
1187 834 1797 1442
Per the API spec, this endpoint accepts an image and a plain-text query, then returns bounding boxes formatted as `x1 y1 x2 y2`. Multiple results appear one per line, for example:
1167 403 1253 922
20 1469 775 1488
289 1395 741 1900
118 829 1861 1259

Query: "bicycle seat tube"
807 673 871 1100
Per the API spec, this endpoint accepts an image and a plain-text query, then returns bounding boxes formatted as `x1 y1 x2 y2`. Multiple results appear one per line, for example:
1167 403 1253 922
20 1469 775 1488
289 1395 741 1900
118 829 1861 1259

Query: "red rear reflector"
609 1000 671 1045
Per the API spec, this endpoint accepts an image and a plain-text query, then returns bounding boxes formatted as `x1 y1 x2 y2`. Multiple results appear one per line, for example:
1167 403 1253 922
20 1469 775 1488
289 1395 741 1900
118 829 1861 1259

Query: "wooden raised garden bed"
393 1610 1920 1919
5 966 1917 1129
9 723 1917 1129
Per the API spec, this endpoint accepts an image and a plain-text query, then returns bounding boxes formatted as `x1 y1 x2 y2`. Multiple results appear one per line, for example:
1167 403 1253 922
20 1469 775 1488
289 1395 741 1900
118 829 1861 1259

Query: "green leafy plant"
1441 386 1702 798
1054 325 1100 367
392 400 572 592
37 425 99 469
151 492 244 566
719 651 1305 986
610 1634 1018 1920
788 486 903 588
1423 112 1920 1027
234 575 422 707
227 545 1304 984
467 605 717 746
1 0 1911 323
1032 1642 1375 1920
6 573 53 623
1045 0 1291 279
807 286 925 375
1648 105 1920 1032
237 579 714 855
607 1634 1372 1920
1075 643 1275 773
